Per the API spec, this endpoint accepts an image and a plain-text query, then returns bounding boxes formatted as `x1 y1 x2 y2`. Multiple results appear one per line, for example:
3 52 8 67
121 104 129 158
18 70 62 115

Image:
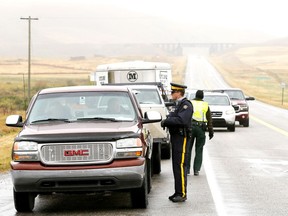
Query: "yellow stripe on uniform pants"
181 136 187 197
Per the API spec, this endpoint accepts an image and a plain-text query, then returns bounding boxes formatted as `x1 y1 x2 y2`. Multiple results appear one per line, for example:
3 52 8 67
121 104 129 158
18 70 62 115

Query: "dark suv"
6 85 162 212
212 88 255 127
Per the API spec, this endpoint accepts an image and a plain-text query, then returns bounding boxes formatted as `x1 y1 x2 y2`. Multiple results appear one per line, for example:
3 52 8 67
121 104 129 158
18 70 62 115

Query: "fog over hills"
0 4 281 58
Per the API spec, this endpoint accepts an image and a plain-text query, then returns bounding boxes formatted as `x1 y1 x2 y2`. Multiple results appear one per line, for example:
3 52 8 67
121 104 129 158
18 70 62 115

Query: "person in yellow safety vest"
187 90 214 176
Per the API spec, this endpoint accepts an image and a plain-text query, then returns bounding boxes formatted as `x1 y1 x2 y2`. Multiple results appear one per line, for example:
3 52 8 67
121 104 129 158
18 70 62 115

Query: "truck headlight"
239 105 248 111
116 138 142 148
115 138 143 158
13 141 39 161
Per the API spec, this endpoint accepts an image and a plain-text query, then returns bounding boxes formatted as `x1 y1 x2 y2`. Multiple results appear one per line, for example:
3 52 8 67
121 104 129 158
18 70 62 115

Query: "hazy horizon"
1 0 288 58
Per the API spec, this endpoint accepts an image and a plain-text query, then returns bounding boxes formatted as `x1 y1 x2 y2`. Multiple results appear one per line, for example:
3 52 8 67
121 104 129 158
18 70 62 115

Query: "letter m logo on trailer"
90 60 172 92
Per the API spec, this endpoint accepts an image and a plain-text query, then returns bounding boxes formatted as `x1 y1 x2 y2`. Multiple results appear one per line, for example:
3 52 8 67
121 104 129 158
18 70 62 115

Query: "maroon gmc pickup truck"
6 85 162 212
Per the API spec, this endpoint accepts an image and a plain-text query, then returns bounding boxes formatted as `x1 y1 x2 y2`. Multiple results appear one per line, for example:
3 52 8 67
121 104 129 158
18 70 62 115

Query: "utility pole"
20 16 38 102
281 82 286 105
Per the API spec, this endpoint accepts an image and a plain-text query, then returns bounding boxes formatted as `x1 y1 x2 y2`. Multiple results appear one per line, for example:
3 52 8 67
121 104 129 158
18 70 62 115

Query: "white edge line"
204 148 227 216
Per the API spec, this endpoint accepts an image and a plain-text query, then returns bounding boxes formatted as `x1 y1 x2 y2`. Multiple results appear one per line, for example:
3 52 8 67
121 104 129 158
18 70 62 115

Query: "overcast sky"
1 0 288 57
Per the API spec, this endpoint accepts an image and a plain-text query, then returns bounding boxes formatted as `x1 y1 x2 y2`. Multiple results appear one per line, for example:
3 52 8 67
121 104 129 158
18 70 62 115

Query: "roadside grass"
0 55 186 173
0 113 23 172
0 133 18 172
209 46 288 109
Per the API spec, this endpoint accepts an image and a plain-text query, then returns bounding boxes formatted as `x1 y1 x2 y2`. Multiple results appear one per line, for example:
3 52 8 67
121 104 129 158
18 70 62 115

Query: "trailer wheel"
161 142 171 159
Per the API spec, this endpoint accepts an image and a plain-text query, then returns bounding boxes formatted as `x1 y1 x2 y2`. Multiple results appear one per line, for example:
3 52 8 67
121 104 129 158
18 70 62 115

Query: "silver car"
203 91 236 132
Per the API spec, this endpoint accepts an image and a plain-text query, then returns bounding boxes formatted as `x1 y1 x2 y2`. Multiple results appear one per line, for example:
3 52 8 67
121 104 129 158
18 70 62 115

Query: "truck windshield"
134 89 162 105
28 92 136 124
224 90 245 100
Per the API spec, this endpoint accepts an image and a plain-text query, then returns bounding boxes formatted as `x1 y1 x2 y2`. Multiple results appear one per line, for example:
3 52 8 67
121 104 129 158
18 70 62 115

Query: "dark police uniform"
161 83 193 202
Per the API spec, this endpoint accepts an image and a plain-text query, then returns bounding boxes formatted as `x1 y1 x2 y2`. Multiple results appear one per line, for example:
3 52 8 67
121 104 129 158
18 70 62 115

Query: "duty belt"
192 121 206 127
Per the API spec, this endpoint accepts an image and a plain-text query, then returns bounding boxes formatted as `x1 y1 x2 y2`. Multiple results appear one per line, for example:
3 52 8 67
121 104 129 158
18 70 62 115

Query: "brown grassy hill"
210 45 288 109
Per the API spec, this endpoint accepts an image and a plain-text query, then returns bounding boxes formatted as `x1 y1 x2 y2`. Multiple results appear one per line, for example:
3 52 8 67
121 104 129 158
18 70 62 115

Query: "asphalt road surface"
0 55 287 216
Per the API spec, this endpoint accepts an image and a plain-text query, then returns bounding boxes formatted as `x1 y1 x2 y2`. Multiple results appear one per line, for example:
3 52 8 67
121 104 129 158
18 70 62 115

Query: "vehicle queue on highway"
5 59 255 212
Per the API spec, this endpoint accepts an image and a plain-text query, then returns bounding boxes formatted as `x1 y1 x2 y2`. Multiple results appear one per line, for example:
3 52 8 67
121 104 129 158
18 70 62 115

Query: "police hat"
170 82 187 91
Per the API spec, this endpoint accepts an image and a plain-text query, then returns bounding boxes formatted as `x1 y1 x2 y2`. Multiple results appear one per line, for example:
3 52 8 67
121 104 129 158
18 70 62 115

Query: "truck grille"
40 142 114 165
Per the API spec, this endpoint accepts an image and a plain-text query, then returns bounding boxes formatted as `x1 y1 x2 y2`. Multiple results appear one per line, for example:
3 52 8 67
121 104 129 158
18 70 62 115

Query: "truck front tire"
14 189 35 212
152 143 161 174
131 165 148 208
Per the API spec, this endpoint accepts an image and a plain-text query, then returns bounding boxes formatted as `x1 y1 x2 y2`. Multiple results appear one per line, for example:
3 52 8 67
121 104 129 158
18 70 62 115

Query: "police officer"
161 82 193 202
187 90 214 176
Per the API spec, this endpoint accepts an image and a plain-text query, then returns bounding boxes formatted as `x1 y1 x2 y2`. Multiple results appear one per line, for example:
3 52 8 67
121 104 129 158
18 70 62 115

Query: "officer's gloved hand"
209 131 214 140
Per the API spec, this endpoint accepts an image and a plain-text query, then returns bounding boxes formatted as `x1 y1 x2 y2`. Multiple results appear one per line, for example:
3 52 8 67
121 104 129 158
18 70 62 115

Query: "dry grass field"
0 55 186 172
0 56 186 96
210 46 288 109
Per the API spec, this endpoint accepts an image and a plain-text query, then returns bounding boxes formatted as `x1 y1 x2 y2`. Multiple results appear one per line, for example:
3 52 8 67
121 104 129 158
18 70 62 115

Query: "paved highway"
0 55 287 215
185 55 288 216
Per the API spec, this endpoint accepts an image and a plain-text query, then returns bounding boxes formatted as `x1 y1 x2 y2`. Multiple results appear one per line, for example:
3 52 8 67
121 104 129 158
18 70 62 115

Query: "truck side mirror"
6 115 23 127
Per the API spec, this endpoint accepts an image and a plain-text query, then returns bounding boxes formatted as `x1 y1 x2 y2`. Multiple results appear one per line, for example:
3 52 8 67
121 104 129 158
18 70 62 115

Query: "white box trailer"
90 60 172 93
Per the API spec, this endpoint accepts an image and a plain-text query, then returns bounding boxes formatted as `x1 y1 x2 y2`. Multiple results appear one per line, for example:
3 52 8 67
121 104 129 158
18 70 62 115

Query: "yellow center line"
250 115 288 137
